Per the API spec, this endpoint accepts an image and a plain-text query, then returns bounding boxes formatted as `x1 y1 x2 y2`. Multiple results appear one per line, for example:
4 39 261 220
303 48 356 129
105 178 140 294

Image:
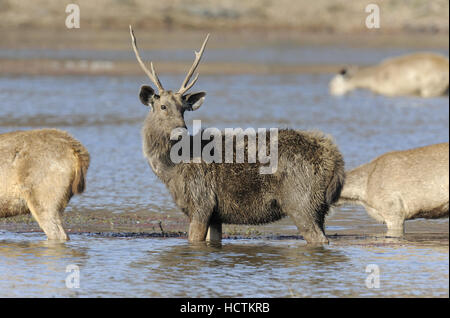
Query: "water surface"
0 232 448 297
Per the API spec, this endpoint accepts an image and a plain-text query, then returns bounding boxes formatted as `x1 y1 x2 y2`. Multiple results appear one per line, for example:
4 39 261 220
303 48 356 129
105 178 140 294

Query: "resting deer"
130 26 345 244
0 129 90 241
329 52 449 97
337 143 449 236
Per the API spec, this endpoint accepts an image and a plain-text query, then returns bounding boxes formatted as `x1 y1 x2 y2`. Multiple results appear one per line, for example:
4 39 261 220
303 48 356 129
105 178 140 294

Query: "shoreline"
1 29 448 50
1 29 447 76
0 59 345 76
1 209 448 245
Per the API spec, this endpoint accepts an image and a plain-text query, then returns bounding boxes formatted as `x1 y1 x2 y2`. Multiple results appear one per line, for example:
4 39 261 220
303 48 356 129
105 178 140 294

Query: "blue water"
0 232 448 297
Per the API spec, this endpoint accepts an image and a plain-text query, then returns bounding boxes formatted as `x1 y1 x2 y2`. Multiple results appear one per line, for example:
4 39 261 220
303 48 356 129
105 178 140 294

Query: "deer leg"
24 184 70 241
294 218 329 244
287 202 329 244
385 218 405 237
188 220 209 242
420 85 444 98
26 196 69 241
206 222 222 243
380 198 406 237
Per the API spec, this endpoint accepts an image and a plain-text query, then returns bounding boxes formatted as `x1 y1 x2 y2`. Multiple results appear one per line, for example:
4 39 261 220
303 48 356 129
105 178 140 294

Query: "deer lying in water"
337 143 449 236
129 26 345 244
0 129 90 241
329 52 449 97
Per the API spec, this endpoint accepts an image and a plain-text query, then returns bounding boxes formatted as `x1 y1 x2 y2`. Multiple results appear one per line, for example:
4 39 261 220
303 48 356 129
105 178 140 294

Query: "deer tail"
325 160 345 206
71 140 90 195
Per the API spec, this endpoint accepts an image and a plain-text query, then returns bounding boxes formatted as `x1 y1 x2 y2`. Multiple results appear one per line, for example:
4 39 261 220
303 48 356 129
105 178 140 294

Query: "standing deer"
130 26 345 244
336 143 449 236
329 52 449 97
0 129 90 241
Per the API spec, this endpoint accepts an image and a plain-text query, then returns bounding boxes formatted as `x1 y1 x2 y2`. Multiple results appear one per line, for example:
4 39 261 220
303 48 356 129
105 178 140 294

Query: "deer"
0 129 90 241
329 52 449 97
129 26 345 244
336 143 449 236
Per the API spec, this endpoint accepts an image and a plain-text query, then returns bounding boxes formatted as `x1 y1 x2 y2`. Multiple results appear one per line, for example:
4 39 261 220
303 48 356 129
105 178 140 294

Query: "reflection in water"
132 242 349 297
0 234 448 297
0 239 87 258
149 242 348 270
0 234 88 297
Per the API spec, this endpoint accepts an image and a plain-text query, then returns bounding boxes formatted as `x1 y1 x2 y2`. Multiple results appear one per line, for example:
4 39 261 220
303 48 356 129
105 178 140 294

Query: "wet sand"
0 207 447 246
0 59 343 76
0 29 448 76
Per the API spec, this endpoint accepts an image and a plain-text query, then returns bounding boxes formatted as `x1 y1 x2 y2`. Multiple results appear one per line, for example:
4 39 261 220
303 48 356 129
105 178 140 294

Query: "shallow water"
0 232 448 297
0 71 448 297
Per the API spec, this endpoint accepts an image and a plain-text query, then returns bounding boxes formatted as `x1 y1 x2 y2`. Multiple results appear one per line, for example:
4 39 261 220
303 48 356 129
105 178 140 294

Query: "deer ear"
184 92 206 111
139 85 157 106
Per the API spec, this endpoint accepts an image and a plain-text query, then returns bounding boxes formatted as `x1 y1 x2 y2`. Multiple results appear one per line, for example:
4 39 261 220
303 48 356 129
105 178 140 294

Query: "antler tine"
178 34 210 95
129 25 164 92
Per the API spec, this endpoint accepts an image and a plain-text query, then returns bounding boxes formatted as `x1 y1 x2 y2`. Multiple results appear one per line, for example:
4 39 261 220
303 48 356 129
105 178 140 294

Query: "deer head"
329 66 359 96
129 26 209 131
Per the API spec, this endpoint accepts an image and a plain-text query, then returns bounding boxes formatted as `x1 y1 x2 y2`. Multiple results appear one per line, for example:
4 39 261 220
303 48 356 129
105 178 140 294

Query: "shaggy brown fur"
138 89 345 244
0 129 90 240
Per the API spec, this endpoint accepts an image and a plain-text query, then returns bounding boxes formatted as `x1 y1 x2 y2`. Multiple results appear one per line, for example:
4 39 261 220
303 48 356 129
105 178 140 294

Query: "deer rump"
0 129 89 240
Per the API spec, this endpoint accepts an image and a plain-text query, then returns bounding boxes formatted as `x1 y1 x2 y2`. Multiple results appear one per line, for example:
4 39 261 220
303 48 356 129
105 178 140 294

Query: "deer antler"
129 25 164 93
178 34 210 95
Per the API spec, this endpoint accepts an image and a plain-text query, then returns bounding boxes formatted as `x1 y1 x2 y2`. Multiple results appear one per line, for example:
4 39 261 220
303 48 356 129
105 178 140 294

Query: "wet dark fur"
143 124 345 241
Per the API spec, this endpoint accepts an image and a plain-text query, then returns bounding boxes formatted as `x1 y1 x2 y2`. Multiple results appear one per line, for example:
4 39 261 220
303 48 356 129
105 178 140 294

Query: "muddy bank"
1 27 447 76
1 29 448 51
0 208 447 245
0 59 344 76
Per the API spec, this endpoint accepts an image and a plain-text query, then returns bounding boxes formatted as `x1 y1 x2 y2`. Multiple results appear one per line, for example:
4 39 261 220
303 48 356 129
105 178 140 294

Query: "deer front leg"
26 197 69 241
206 222 222 243
290 211 329 244
188 220 209 242
385 218 405 237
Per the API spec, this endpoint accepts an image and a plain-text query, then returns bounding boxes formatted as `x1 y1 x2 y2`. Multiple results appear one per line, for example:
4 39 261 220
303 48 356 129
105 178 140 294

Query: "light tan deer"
0 129 90 241
329 52 449 97
337 143 449 236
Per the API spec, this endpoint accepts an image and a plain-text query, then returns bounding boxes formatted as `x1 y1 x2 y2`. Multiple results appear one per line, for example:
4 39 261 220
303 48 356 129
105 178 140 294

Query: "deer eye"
160 105 167 110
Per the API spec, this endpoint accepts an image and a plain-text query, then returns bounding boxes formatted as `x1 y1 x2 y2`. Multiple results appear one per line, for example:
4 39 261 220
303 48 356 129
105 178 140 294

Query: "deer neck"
141 124 176 182
350 66 379 90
